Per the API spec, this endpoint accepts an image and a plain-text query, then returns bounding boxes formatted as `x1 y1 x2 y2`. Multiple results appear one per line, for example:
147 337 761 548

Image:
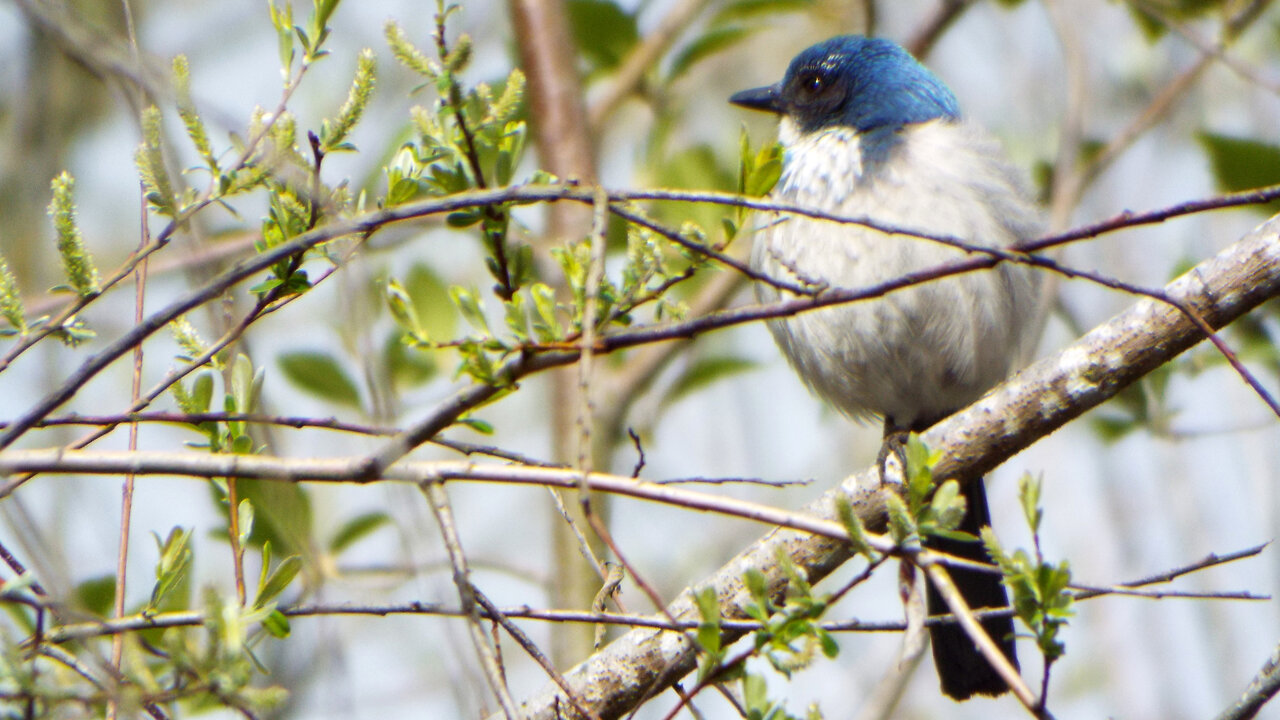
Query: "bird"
729 35 1042 700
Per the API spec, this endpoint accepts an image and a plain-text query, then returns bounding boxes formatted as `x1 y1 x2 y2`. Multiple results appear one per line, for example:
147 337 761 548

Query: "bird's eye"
793 70 831 105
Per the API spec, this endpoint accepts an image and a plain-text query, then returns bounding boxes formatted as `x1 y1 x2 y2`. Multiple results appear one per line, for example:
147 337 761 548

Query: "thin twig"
472 589 603 720
1130 0 1280 94
570 186 609 574
592 562 626 648
108 186 149 703
1073 543 1270 600
420 481 521 719
1043 0 1089 233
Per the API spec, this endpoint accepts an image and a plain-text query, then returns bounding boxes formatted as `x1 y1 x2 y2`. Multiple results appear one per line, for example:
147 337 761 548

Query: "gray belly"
752 217 1034 429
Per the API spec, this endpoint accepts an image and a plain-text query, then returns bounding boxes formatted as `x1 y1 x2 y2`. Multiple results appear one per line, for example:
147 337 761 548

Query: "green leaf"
174 368 216 418
231 433 255 455
278 351 362 409
405 263 458 341
74 575 117 617
234 478 314 560
743 141 783 197
817 628 839 658
456 416 494 434
237 499 255 548
662 355 758 407
709 0 812 24
387 174 421 205
449 286 489 333
904 434 935 508
254 555 302 609
313 0 341 45
743 568 768 604
1197 132 1280 214
503 292 530 341
742 673 768 712
1018 473 1044 534
928 479 967 534
510 243 534 289
835 495 877 559
694 586 722 653
980 526 1013 575
258 540 274 599
191 369 215 414
566 0 638 76
667 27 753 82
385 278 422 335
261 608 292 638
495 122 527 186
230 353 264 414
149 527 193 612
329 512 392 554
529 282 561 341
268 0 297 74
446 210 483 227
885 492 916 547
383 331 438 388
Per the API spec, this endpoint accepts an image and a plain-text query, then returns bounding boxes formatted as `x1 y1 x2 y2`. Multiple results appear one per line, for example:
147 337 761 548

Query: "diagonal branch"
1214 641 1280 720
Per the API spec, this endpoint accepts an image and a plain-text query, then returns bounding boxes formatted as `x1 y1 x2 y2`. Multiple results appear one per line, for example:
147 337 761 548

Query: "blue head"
730 36 959 135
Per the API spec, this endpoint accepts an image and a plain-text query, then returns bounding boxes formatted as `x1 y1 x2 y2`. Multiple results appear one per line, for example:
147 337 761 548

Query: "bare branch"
421 482 521 719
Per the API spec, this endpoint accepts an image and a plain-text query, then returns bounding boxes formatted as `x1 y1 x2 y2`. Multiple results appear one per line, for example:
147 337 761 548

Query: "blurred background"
1 0 1279 718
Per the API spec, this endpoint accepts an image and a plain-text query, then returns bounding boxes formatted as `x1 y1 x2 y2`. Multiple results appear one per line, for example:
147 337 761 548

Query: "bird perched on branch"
730 35 1041 700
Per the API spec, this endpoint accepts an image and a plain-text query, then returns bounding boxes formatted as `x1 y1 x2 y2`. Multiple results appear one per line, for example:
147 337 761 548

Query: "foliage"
983 476 1074 668
0 0 1276 717
693 556 838 720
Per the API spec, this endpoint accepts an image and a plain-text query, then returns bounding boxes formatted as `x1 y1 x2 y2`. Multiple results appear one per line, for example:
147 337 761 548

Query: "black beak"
729 83 784 114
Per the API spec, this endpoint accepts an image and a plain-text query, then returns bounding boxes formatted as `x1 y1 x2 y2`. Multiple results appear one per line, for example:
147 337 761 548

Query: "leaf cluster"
880 435 971 550
983 475 1074 664
691 556 835 720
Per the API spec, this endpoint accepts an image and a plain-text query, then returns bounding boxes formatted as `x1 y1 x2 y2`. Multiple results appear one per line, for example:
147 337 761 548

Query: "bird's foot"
878 428 911 486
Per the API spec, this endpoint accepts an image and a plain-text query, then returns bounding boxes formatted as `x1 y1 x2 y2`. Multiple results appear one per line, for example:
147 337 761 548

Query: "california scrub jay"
730 36 1041 700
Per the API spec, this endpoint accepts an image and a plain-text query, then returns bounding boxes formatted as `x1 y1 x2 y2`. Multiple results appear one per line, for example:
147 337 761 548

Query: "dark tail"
925 477 1019 700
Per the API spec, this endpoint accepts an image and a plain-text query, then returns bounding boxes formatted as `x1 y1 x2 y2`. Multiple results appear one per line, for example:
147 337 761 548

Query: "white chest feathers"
751 119 1043 429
